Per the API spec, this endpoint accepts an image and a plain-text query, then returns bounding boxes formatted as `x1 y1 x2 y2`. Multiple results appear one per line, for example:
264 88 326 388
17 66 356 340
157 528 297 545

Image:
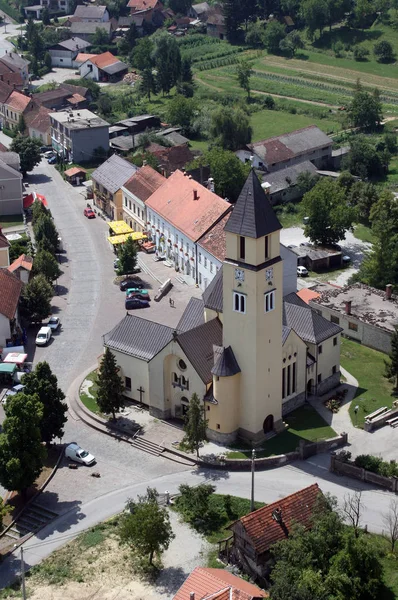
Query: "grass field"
250 108 341 140
340 338 395 427
353 223 375 244
0 214 23 228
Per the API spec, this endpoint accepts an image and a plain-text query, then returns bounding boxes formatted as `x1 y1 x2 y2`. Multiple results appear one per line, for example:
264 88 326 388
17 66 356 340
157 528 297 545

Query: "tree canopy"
10 136 41 175
348 82 383 130
183 393 207 457
117 236 138 277
96 348 125 419
33 249 61 282
210 106 252 151
20 274 53 323
34 215 59 254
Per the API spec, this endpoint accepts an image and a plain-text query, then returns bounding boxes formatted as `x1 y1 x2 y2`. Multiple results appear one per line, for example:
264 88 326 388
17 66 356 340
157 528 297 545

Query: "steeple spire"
224 169 282 239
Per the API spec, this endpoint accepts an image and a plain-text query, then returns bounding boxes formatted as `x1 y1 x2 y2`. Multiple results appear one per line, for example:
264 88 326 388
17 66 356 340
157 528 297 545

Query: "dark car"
47 156 57 165
126 291 150 301
120 278 144 291
125 298 150 310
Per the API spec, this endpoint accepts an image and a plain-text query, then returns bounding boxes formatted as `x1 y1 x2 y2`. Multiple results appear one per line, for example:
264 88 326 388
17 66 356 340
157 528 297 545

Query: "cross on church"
137 386 145 405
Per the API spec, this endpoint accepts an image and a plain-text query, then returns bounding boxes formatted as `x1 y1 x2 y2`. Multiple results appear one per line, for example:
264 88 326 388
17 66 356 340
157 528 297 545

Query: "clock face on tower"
235 268 245 282
265 267 273 281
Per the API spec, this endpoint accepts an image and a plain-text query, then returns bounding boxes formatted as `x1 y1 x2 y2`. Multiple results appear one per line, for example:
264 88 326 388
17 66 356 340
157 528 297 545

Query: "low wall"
364 407 398 432
330 453 398 492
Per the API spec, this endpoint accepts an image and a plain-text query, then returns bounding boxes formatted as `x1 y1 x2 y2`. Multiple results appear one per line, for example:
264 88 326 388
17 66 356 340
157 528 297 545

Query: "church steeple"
224 169 282 239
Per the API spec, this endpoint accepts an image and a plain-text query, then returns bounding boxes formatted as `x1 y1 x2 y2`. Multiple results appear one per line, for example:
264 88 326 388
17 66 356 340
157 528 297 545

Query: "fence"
330 453 398 493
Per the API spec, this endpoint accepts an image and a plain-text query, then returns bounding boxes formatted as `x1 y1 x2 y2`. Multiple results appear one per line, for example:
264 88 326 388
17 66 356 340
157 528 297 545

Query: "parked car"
126 291 150 301
125 288 149 296
1 384 25 405
84 208 95 219
342 255 351 264
297 266 309 277
40 146 52 154
119 278 144 291
47 316 60 331
47 156 57 165
125 298 150 310
35 326 52 346
65 442 96 466
43 150 55 159
114 258 120 270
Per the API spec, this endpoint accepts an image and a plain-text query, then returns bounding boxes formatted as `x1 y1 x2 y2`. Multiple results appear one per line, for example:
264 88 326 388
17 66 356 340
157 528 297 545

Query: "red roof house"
173 567 268 600
123 165 166 202
8 253 33 284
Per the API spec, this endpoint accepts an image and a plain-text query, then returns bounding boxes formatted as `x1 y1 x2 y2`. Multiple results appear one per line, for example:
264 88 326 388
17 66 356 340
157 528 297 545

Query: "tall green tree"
263 20 286 52
20 274 53 323
302 178 355 246
117 236 138 276
222 0 244 41
166 94 196 132
10 136 41 175
342 135 389 179
92 26 109 47
373 40 394 63
22 362 68 444
17 114 26 135
32 200 49 224
41 6 50 25
169 0 192 13
210 106 252 151
34 215 59 254
183 393 207 457
0 393 46 496
140 68 157 100
153 33 182 95
96 348 125 419
181 57 193 84
33 249 61 282
348 82 383 130
130 37 154 70
279 30 304 56
236 59 253 99
119 488 175 565
301 0 328 38
188 148 250 201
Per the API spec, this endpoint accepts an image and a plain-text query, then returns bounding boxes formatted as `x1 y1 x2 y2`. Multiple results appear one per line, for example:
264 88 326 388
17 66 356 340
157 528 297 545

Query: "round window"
178 359 187 371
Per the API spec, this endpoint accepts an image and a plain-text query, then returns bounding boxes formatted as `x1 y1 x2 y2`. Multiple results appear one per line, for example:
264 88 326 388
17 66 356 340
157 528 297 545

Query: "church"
103 171 343 444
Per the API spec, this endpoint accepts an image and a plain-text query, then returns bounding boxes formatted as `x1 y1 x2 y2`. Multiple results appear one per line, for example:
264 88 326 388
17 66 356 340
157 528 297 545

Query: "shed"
64 166 88 185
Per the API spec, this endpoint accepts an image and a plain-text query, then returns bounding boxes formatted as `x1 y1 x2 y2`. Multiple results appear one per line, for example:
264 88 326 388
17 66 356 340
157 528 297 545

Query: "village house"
0 61 24 91
229 484 321 580
48 37 91 68
73 4 110 22
121 165 165 232
0 52 30 88
237 126 333 173
0 268 23 350
70 21 113 42
24 0 73 19
174 567 267 600
34 83 90 111
50 109 110 163
188 2 210 21
25 105 52 145
78 52 128 82
7 254 33 284
92 154 138 220
0 157 23 215
261 160 318 205
127 0 164 23
206 4 226 39
0 229 9 268
103 171 342 441
3 90 33 131
145 143 195 177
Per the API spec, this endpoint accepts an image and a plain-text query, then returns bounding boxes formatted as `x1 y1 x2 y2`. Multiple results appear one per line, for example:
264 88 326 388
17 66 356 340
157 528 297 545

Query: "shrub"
353 454 398 477
333 41 345 58
262 95 275 109
353 45 369 61
373 40 394 63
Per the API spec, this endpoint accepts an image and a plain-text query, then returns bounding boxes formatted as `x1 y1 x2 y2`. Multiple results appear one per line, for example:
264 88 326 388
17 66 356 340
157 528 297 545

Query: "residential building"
50 109 110 163
0 151 21 173
127 0 164 22
114 115 161 135
229 484 321 579
24 0 73 19
25 105 52 145
145 143 195 177
74 52 97 68
206 4 226 39
310 282 398 354
92 154 138 219
48 37 91 68
8 254 33 284
188 2 210 21
121 165 165 232
261 160 318 205
174 567 267 600
0 52 30 88
0 62 24 90
0 158 23 215
78 52 128 82
157 126 189 146
0 228 10 268
103 170 343 441
34 83 90 110
0 268 23 349
145 169 231 285
3 90 32 131
236 126 333 173
70 21 112 42
73 4 110 21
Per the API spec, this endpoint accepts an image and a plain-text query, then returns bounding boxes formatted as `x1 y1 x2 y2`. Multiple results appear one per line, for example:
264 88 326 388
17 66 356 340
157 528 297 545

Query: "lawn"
353 223 375 244
226 404 336 459
0 214 23 228
79 370 101 414
386 156 398 187
340 338 395 427
250 109 341 141
274 203 303 228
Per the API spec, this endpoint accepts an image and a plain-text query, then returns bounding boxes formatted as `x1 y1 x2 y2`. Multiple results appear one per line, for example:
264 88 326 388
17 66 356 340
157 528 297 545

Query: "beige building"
103 171 342 443
92 154 137 220
121 165 165 232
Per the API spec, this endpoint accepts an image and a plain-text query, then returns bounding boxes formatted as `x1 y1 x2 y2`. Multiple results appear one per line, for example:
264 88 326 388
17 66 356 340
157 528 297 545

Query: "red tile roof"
198 213 229 262
297 289 320 304
124 164 165 202
0 268 23 320
173 567 267 600
64 166 87 177
127 0 162 10
8 253 33 273
25 104 52 134
146 169 231 242
234 484 321 555
75 53 97 64
6 90 31 112
88 51 119 68
0 79 13 104
67 93 86 105
147 143 195 175
252 138 294 164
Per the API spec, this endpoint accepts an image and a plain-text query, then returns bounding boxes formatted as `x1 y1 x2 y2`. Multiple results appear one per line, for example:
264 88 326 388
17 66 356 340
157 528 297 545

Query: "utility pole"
250 449 256 512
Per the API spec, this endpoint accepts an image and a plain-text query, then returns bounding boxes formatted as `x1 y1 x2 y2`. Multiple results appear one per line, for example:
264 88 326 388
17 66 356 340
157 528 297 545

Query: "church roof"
177 297 204 332
202 267 223 313
283 292 343 344
211 346 241 377
224 169 282 239
177 318 223 384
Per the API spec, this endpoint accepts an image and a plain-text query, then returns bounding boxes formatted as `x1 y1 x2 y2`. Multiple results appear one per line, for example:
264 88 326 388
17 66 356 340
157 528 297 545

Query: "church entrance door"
263 414 274 434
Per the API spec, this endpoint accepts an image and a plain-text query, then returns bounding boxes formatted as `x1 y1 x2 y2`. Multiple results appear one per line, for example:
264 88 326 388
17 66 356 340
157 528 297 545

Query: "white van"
35 326 52 346
65 443 96 466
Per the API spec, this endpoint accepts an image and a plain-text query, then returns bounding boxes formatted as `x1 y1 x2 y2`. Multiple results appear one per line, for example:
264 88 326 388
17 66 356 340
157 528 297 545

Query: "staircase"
130 436 165 457
3 501 58 542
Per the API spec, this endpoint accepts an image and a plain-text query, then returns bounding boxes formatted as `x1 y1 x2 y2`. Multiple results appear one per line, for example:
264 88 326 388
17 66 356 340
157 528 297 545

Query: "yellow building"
104 171 342 443
92 154 138 220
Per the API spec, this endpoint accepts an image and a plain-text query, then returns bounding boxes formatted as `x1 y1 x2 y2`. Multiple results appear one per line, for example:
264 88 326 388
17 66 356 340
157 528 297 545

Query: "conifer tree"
96 348 124 419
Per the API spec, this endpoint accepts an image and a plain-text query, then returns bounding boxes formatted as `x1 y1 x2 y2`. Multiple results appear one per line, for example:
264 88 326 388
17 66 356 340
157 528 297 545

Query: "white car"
47 316 60 331
43 150 55 159
297 266 309 277
1 384 24 405
65 443 96 466
35 326 52 346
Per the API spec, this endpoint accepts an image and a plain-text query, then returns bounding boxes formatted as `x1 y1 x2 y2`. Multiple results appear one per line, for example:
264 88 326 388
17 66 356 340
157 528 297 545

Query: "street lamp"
354 404 359 427
250 449 256 512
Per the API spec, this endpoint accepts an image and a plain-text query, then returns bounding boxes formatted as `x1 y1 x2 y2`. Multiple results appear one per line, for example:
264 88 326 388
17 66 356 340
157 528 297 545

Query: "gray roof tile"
282 325 291 345
103 314 174 361
224 169 282 239
283 293 342 344
92 154 138 194
202 267 223 313
211 345 240 377
177 318 223 384
177 297 205 332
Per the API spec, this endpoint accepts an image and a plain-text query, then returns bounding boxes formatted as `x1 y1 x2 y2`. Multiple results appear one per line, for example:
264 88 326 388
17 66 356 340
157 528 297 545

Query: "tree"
153 33 181 95
279 30 304 56
140 68 157 100
176 483 216 527
96 348 125 419
342 135 389 179
383 499 398 552
117 235 138 276
302 178 355 246
342 491 363 538
181 57 193 84
34 215 59 254
119 488 175 565
183 393 207 457
32 200 49 224
385 327 398 389
92 26 110 47
22 362 67 444
97 93 112 116
0 393 46 495
373 40 394 63
125 21 138 48
169 0 192 13
44 51 52 71
353 45 369 61
348 181 379 223
17 114 26 135
41 6 50 25
301 0 328 38
348 82 382 130
263 20 286 53
10 136 41 175
222 0 244 42
0 497 10 531
166 95 196 132
33 249 61 282
245 20 266 47
130 37 154 71
236 59 253 99
20 274 53 323
188 148 250 201
297 170 319 193
210 106 252 151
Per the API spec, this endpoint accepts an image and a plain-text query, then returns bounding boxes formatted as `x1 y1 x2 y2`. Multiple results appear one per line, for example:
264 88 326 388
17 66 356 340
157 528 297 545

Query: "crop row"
197 55 241 71
177 34 221 48
182 45 242 64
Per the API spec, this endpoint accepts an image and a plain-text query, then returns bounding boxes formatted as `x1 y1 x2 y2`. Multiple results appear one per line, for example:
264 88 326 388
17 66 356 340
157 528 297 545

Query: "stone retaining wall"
330 453 398 492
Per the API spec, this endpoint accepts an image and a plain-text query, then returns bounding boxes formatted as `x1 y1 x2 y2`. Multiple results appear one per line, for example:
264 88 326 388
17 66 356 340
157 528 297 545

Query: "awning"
0 363 17 374
107 232 147 245
23 192 48 210
108 221 133 236
3 353 28 365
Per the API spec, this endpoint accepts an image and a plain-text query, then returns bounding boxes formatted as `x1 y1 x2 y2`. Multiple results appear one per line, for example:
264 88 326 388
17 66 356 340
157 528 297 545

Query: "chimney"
386 284 393 300
345 300 352 315
190 594 195 600
193 189 198 200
